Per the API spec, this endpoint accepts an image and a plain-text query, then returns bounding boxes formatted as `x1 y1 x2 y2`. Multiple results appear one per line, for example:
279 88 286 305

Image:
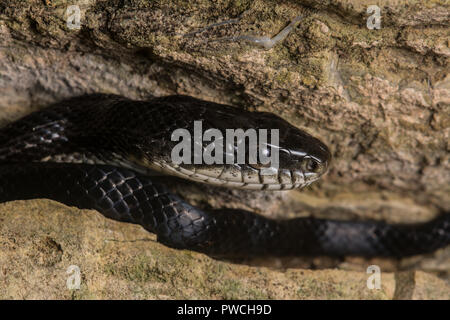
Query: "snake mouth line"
144 160 318 190
39 153 317 190
39 150 324 191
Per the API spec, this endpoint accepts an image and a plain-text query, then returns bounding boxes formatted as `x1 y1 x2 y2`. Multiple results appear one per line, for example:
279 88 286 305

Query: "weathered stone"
0 0 448 299
1 200 448 299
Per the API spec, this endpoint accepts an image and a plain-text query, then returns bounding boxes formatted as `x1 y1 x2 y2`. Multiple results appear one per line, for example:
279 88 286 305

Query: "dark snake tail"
1 163 448 258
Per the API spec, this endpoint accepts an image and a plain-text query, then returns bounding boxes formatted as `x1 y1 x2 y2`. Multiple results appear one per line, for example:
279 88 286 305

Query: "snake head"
244 112 331 189
133 96 331 190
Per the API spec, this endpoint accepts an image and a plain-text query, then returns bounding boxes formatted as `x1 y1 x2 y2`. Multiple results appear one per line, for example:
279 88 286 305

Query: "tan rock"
0 0 448 299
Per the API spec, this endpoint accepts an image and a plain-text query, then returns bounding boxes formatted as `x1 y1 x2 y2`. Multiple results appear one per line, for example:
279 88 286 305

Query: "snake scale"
0 94 448 258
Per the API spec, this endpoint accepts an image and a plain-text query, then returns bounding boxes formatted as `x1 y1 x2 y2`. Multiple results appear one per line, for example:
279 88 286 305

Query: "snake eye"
304 158 321 173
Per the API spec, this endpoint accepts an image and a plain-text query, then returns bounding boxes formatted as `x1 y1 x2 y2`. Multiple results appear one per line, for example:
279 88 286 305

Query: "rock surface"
0 0 449 299
1 200 449 299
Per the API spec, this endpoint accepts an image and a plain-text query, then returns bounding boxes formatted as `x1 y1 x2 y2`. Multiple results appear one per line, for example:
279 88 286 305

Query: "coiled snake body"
0 94 448 258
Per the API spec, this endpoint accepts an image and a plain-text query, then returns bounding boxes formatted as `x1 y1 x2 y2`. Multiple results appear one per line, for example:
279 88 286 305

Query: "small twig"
208 15 303 50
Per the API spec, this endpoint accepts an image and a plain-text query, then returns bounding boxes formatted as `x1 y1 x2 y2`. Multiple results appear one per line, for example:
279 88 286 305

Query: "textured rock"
1 200 449 300
0 0 449 299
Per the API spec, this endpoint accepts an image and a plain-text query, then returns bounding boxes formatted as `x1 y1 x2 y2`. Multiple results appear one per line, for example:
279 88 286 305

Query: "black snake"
0 94 448 258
